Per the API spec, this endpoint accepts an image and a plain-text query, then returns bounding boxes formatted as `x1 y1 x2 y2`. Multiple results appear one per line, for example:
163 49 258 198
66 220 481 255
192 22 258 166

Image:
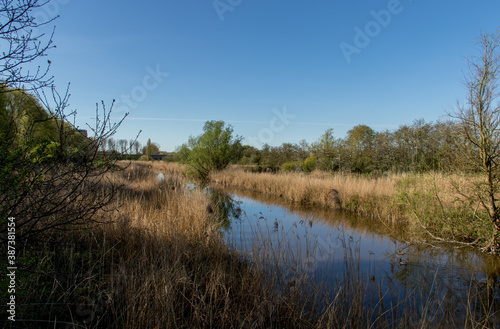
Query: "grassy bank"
209 166 490 246
5 161 497 328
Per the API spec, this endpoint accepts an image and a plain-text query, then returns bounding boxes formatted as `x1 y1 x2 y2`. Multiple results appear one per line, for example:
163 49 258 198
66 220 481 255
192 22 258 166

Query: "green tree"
346 124 375 173
371 130 395 172
142 138 160 159
182 120 242 179
238 145 261 166
311 128 341 171
302 155 317 172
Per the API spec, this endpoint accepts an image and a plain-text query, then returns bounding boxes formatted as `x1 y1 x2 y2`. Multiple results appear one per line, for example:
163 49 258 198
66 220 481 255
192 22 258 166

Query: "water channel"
207 185 500 324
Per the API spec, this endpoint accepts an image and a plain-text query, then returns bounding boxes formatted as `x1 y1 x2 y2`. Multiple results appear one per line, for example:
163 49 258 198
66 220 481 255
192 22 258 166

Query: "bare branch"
0 0 57 91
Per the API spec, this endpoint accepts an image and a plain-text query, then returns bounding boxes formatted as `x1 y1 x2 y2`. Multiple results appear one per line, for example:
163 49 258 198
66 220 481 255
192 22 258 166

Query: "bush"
302 155 317 172
179 120 242 180
281 161 303 173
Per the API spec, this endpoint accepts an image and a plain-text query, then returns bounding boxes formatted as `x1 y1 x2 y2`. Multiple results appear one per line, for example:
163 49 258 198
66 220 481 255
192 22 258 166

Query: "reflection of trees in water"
207 188 242 230
217 184 406 241
213 184 500 324
480 256 500 323
386 245 500 324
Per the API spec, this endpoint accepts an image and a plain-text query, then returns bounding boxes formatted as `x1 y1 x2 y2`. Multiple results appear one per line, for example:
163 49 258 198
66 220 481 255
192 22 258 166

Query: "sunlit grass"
209 166 491 245
11 161 498 328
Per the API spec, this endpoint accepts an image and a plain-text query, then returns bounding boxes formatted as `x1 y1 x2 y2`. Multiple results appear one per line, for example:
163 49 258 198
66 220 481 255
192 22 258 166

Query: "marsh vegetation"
4 161 499 328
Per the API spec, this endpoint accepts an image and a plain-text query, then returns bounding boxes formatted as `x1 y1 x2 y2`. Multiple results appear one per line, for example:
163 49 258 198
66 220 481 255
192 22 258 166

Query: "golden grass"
16 161 325 328
210 166 491 245
211 167 398 219
15 161 497 328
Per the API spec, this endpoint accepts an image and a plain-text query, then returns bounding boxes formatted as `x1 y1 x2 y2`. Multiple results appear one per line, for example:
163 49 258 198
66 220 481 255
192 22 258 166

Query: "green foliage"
310 128 342 171
182 120 242 179
143 138 160 157
174 143 191 163
138 154 151 161
302 155 317 172
281 161 303 173
0 88 127 241
238 145 261 165
224 119 460 175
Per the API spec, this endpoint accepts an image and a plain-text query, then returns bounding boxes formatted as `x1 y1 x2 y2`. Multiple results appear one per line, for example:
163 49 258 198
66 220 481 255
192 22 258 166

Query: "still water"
208 185 500 322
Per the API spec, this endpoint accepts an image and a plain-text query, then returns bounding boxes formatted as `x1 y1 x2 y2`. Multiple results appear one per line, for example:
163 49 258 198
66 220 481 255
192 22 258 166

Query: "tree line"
102 137 160 157
235 119 459 174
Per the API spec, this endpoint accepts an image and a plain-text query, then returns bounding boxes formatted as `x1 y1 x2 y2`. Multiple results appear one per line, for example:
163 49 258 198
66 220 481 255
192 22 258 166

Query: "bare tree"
118 138 127 155
453 29 500 253
107 137 116 152
0 89 133 242
0 0 140 240
0 0 57 91
129 139 135 154
133 140 141 155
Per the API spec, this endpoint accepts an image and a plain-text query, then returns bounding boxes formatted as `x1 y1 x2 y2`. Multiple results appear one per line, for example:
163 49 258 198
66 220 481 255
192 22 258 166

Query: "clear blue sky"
40 0 500 151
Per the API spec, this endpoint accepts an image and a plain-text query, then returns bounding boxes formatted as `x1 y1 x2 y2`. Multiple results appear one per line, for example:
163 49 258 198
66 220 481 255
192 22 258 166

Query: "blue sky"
38 0 500 151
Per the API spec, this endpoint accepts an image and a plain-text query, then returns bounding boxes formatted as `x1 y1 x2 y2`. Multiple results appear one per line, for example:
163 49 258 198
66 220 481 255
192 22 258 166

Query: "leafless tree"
0 0 57 91
0 0 142 241
132 140 141 155
107 137 116 152
0 88 134 242
118 138 128 155
453 29 500 253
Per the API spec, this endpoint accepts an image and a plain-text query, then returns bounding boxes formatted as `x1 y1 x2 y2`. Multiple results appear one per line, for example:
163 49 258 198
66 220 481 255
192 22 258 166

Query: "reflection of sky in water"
225 196 401 289
220 190 500 315
225 196 395 271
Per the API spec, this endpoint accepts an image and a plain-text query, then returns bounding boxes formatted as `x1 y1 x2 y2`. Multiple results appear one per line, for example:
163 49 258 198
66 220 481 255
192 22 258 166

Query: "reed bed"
211 168 401 220
210 167 491 245
9 161 498 328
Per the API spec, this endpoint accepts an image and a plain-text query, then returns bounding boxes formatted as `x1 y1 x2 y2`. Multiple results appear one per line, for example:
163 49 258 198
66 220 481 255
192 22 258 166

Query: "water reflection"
208 185 500 323
207 187 242 230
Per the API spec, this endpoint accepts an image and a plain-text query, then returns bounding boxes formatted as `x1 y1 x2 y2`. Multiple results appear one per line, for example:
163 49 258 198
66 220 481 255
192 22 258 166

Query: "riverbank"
210 166 489 248
2 162 377 327
11 161 322 327
9 161 497 328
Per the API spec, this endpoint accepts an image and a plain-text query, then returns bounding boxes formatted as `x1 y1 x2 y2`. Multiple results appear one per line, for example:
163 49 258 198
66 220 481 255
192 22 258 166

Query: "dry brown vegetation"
11 161 498 328
209 166 492 246
211 167 395 216
10 161 352 328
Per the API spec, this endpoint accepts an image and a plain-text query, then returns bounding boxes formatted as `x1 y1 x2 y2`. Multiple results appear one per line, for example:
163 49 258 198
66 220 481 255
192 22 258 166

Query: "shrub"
281 161 303 172
302 155 317 172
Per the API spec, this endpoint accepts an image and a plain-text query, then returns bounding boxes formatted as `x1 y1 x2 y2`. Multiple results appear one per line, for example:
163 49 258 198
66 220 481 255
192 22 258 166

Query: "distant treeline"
231 119 460 174
118 118 461 175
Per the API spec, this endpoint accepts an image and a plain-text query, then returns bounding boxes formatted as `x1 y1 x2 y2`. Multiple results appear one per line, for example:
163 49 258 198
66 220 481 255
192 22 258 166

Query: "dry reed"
11 161 497 328
211 167 399 220
210 166 493 246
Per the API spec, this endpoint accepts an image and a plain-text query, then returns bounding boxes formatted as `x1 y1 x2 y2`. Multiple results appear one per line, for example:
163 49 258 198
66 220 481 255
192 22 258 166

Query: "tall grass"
210 167 491 246
211 167 398 218
7 161 498 328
